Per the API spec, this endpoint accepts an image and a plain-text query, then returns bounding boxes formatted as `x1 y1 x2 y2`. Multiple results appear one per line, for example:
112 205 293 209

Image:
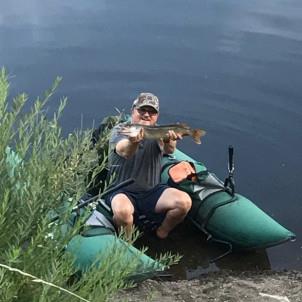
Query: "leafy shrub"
0 68 179 302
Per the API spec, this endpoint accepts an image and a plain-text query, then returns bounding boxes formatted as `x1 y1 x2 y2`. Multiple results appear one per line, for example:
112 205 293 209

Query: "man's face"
131 106 159 125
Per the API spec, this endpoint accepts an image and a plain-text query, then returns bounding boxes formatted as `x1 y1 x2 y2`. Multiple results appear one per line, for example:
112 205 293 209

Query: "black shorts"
104 184 169 231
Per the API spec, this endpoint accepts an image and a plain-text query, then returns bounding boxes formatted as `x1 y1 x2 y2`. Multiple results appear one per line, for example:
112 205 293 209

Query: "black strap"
189 193 237 262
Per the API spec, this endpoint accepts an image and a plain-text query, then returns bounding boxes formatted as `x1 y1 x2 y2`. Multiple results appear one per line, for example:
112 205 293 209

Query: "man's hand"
116 128 144 159
128 127 144 144
163 130 183 143
162 130 182 154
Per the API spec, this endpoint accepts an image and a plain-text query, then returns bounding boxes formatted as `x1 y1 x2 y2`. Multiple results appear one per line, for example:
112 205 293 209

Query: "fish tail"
191 129 206 144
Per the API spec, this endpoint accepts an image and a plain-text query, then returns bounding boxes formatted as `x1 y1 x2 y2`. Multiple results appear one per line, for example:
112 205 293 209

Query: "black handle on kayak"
224 145 235 195
50 178 135 223
228 145 234 173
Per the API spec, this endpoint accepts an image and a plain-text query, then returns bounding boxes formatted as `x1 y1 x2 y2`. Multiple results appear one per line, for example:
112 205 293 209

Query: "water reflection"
136 222 271 280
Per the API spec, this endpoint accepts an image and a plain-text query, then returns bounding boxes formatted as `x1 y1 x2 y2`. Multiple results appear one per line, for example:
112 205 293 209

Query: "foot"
156 226 169 239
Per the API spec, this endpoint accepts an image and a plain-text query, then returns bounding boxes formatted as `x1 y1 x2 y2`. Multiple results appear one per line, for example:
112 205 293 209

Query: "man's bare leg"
111 193 135 238
155 188 192 239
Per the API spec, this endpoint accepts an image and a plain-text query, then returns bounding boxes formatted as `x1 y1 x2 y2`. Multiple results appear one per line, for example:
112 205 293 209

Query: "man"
104 92 192 239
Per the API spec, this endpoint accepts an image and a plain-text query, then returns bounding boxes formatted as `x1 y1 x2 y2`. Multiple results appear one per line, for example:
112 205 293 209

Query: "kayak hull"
161 149 296 250
65 227 163 281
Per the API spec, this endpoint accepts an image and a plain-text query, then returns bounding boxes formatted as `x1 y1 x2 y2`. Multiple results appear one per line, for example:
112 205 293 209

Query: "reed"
0 68 179 302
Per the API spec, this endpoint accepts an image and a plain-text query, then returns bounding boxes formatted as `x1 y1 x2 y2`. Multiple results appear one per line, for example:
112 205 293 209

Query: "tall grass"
0 68 179 302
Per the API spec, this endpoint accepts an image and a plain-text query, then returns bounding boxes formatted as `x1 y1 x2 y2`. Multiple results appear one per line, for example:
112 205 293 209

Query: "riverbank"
113 270 302 302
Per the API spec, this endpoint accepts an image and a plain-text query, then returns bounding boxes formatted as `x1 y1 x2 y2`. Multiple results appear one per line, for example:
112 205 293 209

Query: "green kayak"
65 147 295 280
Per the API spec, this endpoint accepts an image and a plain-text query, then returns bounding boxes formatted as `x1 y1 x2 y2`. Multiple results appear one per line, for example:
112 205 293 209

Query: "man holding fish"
104 92 205 239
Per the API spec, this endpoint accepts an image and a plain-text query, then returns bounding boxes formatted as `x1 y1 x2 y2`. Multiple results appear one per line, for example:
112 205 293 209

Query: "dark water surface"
1 0 301 278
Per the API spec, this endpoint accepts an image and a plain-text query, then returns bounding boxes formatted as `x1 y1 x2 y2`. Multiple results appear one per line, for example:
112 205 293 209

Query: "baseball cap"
132 92 159 113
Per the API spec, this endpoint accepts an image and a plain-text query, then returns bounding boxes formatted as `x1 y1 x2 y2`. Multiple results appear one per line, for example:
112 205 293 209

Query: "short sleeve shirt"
107 123 163 192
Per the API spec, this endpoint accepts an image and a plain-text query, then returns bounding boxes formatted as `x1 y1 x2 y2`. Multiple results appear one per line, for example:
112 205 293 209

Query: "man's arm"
115 128 144 159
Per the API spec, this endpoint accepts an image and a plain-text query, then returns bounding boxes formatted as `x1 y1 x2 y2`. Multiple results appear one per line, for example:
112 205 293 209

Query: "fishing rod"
49 178 134 223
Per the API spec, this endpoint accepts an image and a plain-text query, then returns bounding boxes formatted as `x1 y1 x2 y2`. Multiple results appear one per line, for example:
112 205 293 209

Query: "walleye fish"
117 123 206 144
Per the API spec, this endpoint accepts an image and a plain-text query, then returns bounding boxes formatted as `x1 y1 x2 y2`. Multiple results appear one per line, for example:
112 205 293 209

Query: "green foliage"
0 68 179 302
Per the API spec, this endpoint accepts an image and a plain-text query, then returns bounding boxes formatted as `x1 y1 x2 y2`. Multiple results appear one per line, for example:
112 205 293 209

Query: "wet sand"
113 270 302 302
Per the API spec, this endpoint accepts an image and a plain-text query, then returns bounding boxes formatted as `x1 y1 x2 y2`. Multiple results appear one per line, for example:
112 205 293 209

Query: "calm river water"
1 0 301 278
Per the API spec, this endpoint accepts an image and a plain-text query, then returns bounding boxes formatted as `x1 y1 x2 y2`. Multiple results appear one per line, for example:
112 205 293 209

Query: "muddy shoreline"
113 270 302 302
114 223 301 301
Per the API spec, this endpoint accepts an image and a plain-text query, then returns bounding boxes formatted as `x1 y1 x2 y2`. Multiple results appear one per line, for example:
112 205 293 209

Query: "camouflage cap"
132 92 159 112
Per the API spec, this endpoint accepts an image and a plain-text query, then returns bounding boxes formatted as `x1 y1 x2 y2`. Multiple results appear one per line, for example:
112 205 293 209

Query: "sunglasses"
136 107 158 116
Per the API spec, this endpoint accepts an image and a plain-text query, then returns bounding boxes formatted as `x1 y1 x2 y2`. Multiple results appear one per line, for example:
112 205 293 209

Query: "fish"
116 123 206 144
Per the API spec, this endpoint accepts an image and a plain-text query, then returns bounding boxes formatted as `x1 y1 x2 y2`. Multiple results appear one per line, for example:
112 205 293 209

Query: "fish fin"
177 122 190 129
192 129 206 144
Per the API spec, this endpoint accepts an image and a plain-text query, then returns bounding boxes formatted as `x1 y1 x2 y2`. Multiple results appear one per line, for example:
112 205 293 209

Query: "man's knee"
111 194 134 224
176 191 192 213
156 188 192 214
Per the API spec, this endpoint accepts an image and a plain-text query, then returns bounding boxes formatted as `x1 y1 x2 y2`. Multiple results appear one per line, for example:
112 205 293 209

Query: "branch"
0 263 90 302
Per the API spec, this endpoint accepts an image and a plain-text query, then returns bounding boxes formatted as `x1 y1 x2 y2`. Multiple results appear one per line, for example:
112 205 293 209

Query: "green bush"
0 68 179 302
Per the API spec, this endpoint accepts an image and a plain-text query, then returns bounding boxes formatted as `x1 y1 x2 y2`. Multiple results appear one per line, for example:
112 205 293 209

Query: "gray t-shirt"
107 123 163 192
